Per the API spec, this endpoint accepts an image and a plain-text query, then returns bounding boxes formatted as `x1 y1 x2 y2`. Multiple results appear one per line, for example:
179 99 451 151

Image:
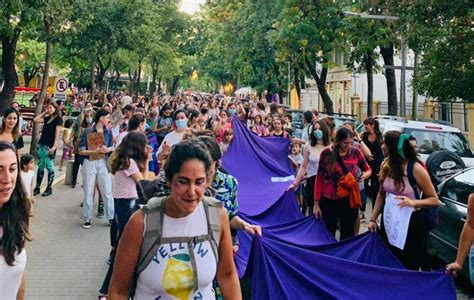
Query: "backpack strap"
407 160 421 200
203 196 222 262
135 196 166 275
135 196 222 293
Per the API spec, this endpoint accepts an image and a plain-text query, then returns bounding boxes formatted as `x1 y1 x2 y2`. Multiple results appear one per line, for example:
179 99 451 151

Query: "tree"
16 39 46 87
274 0 347 114
0 0 38 114
30 0 74 154
401 0 473 102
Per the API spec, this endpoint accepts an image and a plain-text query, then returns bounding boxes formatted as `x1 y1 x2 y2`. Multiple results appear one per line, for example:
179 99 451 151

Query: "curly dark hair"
109 131 148 174
164 139 212 182
0 142 31 266
379 130 420 192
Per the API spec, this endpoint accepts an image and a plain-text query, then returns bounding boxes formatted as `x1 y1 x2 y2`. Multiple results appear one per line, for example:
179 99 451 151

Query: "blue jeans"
99 198 136 295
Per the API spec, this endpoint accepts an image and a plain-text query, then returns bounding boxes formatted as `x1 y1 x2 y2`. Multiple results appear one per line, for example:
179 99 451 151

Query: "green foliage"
401 0 474 101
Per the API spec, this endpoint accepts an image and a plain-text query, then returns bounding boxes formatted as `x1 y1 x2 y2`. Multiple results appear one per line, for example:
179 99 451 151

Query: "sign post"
53 77 68 102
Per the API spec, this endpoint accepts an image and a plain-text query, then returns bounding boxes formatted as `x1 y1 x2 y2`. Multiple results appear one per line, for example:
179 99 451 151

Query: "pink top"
112 158 140 199
381 166 417 200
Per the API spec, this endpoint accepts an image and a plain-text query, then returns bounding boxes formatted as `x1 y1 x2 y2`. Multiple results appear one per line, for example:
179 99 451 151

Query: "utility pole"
343 11 415 118
400 34 407 117
287 60 291 106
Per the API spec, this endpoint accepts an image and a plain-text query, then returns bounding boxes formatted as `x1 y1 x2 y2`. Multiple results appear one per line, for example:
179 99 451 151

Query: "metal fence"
432 101 468 132
359 102 425 119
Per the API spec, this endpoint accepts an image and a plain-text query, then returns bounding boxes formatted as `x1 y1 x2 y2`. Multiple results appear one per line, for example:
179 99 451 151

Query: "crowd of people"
0 90 472 299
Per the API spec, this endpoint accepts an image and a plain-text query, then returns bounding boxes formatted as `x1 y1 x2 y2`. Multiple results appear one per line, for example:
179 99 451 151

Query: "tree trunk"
135 59 142 98
157 77 162 94
90 59 96 102
30 40 53 155
304 55 334 114
23 67 37 88
0 33 20 116
96 56 111 91
412 52 419 120
170 77 179 95
380 44 397 116
364 52 374 117
150 58 158 95
294 66 301 103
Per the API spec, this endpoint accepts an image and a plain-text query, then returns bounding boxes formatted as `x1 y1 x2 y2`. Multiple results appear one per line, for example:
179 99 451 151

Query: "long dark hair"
379 130 419 191
48 101 62 119
363 117 382 142
327 127 353 164
309 120 330 147
109 131 148 174
0 142 31 266
1 108 21 141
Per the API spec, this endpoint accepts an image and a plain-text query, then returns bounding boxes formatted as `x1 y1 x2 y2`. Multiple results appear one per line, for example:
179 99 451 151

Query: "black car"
429 167 474 278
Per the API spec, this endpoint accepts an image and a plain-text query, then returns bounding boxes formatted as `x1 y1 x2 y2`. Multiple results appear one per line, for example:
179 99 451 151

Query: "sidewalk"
25 172 111 299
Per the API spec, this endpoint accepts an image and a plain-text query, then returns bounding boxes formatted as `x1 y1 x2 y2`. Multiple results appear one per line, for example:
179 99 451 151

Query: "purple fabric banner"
222 118 456 299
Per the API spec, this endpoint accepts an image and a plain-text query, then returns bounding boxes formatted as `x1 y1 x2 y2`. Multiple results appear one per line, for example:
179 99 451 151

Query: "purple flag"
222 119 456 299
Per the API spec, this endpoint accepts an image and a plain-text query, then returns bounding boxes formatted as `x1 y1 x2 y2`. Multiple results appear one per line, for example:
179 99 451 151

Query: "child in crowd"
59 119 74 171
220 128 234 154
284 114 293 130
288 143 304 208
253 114 267 136
146 110 157 133
20 153 36 206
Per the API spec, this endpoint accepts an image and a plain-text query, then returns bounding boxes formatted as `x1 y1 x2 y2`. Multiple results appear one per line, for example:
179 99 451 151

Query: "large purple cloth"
222 119 456 299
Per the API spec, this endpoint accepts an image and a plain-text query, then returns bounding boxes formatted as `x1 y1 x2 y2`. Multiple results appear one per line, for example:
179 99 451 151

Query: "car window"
441 169 474 205
405 129 473 157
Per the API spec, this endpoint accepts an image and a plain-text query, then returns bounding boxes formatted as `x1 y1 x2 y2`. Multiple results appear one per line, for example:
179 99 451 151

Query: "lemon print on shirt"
162 253 194 299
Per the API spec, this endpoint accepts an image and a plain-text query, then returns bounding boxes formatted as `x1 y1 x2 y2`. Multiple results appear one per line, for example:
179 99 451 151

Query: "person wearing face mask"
156 110 189 166
288 120 331 216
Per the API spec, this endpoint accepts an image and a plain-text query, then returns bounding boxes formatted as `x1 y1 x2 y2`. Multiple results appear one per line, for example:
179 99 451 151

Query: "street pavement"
25 170 110 299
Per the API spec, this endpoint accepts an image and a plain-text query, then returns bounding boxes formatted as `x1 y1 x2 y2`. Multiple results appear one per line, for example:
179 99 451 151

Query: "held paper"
383 193 414 250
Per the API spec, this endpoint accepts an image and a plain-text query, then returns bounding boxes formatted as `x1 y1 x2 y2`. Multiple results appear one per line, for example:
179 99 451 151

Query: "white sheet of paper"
383 193 414 250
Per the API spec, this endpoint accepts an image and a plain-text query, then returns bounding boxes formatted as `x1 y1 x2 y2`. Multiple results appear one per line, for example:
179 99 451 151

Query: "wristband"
369 220 377 223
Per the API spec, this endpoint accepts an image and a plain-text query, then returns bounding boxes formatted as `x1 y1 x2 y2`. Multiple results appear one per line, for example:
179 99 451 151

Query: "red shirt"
314 147 371 201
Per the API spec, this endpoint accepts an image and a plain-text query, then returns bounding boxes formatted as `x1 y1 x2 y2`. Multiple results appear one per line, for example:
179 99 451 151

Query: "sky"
179 0 206 15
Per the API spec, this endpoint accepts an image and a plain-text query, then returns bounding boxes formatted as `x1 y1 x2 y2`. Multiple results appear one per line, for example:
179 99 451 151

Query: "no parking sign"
53 77 68 102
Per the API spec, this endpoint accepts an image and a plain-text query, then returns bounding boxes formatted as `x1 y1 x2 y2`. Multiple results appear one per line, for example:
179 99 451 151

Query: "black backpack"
406 160 438 231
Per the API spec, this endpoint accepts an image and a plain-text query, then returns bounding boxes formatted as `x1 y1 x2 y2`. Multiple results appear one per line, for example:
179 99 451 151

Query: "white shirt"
135 202 216 299
0 227 27 300
121 95 132 106
156 130 185 156
21 170 35 197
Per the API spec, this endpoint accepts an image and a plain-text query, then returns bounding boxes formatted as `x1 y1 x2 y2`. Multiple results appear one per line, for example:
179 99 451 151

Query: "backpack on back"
133 196 222 295
407 160 438 231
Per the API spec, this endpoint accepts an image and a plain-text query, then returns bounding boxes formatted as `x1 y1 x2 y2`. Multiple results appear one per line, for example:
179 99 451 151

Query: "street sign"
53 77 68 102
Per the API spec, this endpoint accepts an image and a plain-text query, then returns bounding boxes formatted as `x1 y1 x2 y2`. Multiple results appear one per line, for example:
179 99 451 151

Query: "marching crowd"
0 91 473 299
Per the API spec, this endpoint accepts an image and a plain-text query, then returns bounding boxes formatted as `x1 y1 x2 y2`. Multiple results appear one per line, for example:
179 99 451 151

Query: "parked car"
320 114 362 131
356 116 474 167
429 167 474 278
287 109 304 139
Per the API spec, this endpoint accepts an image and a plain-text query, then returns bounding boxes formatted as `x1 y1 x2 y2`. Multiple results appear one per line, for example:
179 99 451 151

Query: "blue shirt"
211 169 239 220
79 125 114 160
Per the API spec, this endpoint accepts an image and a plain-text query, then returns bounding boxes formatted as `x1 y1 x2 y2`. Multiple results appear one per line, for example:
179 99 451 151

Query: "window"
406 129 473 157
441 169 474 205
